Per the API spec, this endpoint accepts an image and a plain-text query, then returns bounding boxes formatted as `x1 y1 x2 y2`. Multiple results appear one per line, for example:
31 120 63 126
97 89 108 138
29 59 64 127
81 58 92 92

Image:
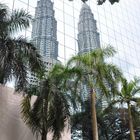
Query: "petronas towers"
32 0 58 59
78 3 100 54
32 1 100 61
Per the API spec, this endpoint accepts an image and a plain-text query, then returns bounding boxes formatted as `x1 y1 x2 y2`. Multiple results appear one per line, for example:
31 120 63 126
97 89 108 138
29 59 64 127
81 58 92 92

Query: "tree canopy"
0 3 45 91
69 0 120 5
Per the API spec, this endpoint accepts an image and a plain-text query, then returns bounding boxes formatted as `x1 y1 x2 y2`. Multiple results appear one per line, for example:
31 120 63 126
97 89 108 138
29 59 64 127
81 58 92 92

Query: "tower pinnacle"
78 3 100 54
32 0 58 59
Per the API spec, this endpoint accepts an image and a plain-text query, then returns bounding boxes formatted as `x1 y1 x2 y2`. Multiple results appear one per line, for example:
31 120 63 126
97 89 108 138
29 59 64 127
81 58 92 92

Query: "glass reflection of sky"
2 0 140 81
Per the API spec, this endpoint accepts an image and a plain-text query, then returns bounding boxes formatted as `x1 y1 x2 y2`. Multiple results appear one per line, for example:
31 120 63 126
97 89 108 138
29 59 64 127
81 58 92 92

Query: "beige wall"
0 85 71 140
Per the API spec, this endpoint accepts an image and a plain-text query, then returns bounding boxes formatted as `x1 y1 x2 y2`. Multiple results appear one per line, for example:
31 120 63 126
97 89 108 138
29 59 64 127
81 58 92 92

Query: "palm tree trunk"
41 100 48 140
127 103 135 140
0 71 5 84
104 130 109 140
41 131 47 140
90 88 99 140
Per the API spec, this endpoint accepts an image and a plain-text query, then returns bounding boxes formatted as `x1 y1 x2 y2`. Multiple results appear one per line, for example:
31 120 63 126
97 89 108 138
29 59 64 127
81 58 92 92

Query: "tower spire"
32 0 58 59
78 3 100 54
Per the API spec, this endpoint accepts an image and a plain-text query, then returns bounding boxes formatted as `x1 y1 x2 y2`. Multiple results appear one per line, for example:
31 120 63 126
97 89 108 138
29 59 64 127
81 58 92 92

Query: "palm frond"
133 76 140 84
67 46 122 101
50 64 83 110
13 59 28 91
31 97 46 133
0 3 9 36
48 90 70 140
0 3 8 21
23 84 40 96
90 45 116 59
0 4 44 90
103 99 124 114
49 63 66 81
103 45 116 58
0 65 12 84
21 95 32 123
131 98 140 106
121 78 128 97
21 77 74 140
105 63 123 80
131 87 140 96
0 36 45 89
103 63 122 96
8 9 32 34
67 54 91 67
14 37 44 73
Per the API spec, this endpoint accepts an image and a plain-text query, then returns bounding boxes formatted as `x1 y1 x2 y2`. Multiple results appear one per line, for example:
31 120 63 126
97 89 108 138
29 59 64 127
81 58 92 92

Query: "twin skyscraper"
31 0 100 76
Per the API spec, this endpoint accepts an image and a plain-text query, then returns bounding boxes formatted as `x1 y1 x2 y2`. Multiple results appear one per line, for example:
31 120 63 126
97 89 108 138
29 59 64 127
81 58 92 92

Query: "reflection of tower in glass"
78 3 107 109
29 0 59 85
78 3 100 55
32 0 58 59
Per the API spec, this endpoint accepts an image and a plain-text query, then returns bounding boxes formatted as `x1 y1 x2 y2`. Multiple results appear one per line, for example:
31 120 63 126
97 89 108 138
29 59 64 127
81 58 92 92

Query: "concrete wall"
0 85 71 140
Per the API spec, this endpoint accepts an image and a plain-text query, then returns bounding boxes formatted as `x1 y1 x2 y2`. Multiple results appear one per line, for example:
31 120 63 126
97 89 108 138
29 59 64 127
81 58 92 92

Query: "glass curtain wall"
3 0 140 80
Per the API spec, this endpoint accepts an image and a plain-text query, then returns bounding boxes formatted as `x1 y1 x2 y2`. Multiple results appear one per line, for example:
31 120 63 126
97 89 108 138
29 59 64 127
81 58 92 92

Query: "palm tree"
0 3 44 91
71 99 93 140
71 99 140 140
21 80 69 140
67 46 122 140
69 0 119 5
97 0 119 5
108 78 140 140
21 64 81 140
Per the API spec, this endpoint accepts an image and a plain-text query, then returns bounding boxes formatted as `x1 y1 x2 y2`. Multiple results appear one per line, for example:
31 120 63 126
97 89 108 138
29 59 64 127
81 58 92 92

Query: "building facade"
77 3 105 108
32 0 58 59
78 3 100 54
28 0 60 85
77 3 100 101
4 0 140 139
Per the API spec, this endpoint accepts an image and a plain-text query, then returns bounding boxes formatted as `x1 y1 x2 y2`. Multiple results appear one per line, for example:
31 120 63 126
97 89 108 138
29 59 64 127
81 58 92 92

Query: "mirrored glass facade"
3 0 140 80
